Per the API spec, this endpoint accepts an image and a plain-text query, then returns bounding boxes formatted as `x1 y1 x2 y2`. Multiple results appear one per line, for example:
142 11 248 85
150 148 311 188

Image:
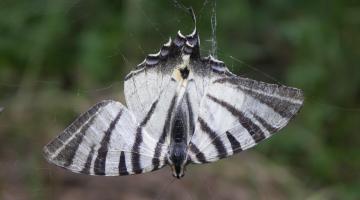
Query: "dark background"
1 0 359 199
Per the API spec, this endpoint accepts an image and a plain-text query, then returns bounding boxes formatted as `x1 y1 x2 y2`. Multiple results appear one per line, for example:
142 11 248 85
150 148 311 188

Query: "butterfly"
43 11 304 179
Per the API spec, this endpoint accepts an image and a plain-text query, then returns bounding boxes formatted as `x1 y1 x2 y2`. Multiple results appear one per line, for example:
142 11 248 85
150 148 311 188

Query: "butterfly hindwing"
188 76 304 163
124 35 184 122
124 31 201 142
43 100 168 176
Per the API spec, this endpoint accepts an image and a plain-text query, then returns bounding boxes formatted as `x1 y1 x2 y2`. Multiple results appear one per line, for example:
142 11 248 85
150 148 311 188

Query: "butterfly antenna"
188 7 197 27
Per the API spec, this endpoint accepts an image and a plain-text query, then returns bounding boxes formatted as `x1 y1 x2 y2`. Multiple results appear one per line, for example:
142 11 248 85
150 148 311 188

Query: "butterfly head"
168 142 188 179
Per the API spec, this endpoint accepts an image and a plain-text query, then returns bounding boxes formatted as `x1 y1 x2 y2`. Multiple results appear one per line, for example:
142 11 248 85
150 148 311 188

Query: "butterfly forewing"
188 76 304 163
43 100 168 176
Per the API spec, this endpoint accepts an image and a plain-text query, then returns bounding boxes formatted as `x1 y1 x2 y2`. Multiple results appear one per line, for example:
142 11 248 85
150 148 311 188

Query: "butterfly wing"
124 30 202 150
124 33 188 122
188 75 304 163
43 100 168 176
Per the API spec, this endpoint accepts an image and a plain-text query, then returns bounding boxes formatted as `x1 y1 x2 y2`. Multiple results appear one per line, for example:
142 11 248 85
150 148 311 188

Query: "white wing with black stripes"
43 9 304 178
123 28 202 158
188 76 304 164
43 26 204 176
43 100 168 176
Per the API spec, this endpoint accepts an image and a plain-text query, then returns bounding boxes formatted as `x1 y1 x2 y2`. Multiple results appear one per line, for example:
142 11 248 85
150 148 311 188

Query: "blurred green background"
1 0 360 199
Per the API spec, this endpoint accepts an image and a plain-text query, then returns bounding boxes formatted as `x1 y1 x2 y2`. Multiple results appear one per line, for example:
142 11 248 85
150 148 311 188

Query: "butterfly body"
166 70 192 178
43 16 304 178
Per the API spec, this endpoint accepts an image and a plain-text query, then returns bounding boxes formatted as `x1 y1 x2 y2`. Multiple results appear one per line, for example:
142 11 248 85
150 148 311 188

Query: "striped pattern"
124 28 200 124
80 145 95 174
93 110 123 175
189 75 303 163
206 94 266 143
119 151 129 175
131 127 144 174
198 117 227 159
44 24 304 178
226 131 242 153
43 100 168 176
152 95 177 169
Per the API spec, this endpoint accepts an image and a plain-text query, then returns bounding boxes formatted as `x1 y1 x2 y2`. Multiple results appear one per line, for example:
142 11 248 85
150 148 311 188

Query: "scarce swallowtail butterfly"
43 9 304 179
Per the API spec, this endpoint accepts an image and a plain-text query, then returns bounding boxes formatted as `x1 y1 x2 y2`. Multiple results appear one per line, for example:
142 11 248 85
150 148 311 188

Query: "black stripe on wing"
131 127 144 174
152 95 178 169
253 114 278 134
130 97 161 174
226 131 242 154
185 94 195 137
207 94 266 143
46 102 105 154
94 110 123 175
189 142 208 163
56 122 93 168
198 117 228 159
140 99 159 126
119 151 129 176
200 131 244 160
48 101 109 167
213 77 303 119
80 145 95 174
